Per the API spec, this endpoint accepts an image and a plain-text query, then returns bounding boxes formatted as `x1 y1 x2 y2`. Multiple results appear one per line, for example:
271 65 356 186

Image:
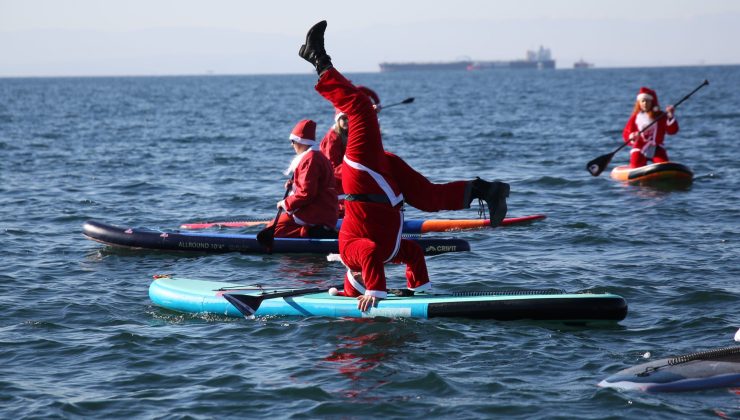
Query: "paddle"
180 220 269 229
223 285 342 316
586 79 709 177
256 180 292 252
380 97 414 109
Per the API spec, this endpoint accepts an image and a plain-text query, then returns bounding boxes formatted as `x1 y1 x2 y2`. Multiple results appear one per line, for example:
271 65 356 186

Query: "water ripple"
2 67 740 418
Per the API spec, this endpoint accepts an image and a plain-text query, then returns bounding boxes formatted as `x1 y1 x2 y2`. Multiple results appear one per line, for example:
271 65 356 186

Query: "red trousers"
630 146 669 168
316 68 429 298
385 151 468 211
340 237 429 297
272 213 306 238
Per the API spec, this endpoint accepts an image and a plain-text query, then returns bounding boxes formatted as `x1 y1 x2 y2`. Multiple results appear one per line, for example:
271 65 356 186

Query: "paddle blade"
256 226 276 251
381 97 415 109
223 293 263 316
224 286 335 317
258 201 286 252
586 152 614 177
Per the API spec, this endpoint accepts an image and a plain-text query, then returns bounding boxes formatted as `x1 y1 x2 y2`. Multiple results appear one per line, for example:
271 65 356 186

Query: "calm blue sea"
1 65 739 418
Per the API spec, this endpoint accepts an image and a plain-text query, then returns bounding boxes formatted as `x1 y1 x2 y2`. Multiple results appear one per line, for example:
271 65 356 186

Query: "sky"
1 0 739 77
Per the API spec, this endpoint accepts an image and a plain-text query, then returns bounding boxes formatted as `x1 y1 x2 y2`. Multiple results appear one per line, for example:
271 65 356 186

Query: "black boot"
388 288 415 297
470 177 510 227
299 20 333 76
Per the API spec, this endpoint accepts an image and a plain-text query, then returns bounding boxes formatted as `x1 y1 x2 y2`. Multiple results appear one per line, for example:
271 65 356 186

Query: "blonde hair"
333 117 348 138
632 101 660 119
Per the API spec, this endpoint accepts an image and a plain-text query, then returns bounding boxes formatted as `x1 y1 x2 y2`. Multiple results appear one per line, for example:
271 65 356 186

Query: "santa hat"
357 85 380 105
334 109 347 123
636 87 660 111
289 119 317 146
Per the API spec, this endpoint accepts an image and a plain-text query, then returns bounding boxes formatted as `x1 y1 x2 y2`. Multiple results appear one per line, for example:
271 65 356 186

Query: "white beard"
283 146 318 176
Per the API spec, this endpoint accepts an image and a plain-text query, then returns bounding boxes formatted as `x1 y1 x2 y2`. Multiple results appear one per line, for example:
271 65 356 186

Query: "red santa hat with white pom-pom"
636 87 660 111
289 119 317 146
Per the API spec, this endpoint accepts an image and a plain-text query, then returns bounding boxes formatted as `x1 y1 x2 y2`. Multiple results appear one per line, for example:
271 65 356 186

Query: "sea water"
1 65 738 418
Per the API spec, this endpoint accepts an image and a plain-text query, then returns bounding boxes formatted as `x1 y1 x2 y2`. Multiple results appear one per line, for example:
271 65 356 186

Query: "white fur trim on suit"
409 282 431 292
326 253 344 263
383 210 403 263
283 147 319 176
635 112 654 131
292 213 308 226
365 289 388 298
289 133 317 146
347 271 388 299
347 270 365 293
342 156 404 206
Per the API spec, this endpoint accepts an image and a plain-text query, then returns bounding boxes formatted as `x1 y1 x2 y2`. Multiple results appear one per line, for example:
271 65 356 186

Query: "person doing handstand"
300 21 509 310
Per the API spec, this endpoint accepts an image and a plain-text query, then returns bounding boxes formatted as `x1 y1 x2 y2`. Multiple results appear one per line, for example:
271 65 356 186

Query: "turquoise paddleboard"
149 276 628 322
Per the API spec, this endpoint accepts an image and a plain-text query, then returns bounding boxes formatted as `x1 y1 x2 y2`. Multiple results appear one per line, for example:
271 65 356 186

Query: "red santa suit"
321 89 469 215
316 68 430 298
273 120 338 238
320 113 348 217
319 86 381 202
385 151 468 211
357 85 380 106
622 87 679 168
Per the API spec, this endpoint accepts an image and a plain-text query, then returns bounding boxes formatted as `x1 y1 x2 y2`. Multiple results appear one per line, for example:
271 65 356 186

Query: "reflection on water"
616 181 692 199
324 319 415 399
272 255 340 285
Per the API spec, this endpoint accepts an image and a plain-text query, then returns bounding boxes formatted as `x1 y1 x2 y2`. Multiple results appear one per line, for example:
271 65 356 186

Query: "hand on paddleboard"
357 294 380 311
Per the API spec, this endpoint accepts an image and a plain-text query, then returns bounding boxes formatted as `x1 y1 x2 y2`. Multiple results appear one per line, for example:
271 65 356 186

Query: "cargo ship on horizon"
379 46 555 72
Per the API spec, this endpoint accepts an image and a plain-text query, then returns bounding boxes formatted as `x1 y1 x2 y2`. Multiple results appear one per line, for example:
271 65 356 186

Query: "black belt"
344 194 391 204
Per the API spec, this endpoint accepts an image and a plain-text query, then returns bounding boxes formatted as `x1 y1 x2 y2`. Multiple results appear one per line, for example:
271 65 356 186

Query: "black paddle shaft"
586 79 709 177
380 97 414 109
224 284 343 316
256 180 292 251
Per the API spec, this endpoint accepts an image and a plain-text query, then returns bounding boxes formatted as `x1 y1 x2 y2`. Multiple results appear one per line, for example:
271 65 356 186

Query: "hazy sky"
1 0 739 76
